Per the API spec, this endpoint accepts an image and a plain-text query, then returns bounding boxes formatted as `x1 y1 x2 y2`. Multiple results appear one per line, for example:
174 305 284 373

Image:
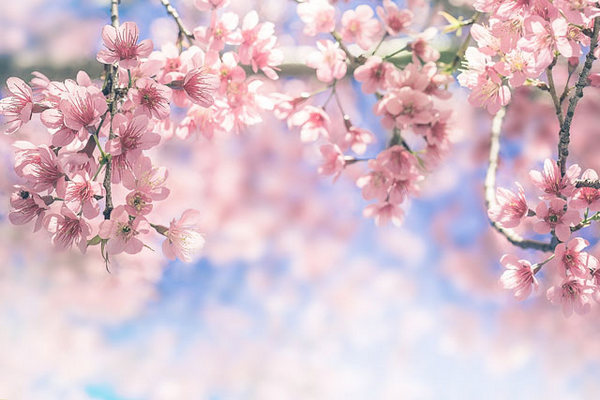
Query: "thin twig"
160 0 194 42
546 63 564 125
558 16 600 176
484 107 554 252
575 179 600 189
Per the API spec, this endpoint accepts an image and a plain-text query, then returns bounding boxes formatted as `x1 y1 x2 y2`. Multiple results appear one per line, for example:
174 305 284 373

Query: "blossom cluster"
491 159 600 316
0 4 283 264
274 0 455 227
458 0 600 113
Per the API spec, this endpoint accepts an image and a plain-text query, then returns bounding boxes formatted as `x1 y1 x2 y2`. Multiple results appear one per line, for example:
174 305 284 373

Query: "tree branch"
575 179 600 189
484 107 554 252
160 0 194 41
558 16 600 176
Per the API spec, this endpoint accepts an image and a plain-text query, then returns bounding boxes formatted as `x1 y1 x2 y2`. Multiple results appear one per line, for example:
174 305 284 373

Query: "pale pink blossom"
96 22 153 69
130 78 172 120
122 156 170 201
297 0 336 36
354 56 395 94
57 172 104 219
376 145 417 179
529 159 581 199
99 206 150 255
13 142 63 192
289 106 330 142
500 254 538 301
162 209 206 263
570 169 600 211
488 183 528 228
238 11 282 80
344 126 374 155
377 0 413 36
59 84 108 136
44 205 92 253
547 278 595 317
181 68 219 107
340 5 381 50
375 87 434 129
552 237 597 279
125 190 153 216
0 77 34 133
533 198 580 242
318 144 345 179
364 202 404 226
306 40 347 83
357 159 393 202
8 187 48 231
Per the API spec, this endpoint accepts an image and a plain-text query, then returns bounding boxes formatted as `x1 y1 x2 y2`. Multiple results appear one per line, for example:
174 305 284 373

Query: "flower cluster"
276 0 455 226
458 0 600 113
492 159 600 316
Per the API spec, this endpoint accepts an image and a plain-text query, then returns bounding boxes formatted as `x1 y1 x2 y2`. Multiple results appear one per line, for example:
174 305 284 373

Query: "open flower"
0 77 34 134
500 254 538 301
8 187 48 231
44 205 92 253
162 209 205 263
552 237 597 279
99 206 150 255
57 172 104 219
488 183 528 228
533 198 580 242
547 278 595 317
570 169 600 211
306 40 347 83
182 68 219 107
130 78 172 120
529 159 580 199
97 21 153 69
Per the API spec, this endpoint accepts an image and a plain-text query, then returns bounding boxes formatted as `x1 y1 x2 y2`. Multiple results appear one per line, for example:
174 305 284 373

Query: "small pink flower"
344 126 374 155
182 68 219 107
59 84 108 136
318 144 345 180
468 74 511 114
297 0 336 37
552 237 597 279
8 187 48 231
357 159 393 201
340 5 382 50
375 87 434 129
488 183 528 228
125 190 153 216
375 145 417 179
364 202 404 226
499 254 538 301
162 209 206 263
0 77 34 133
529 159 581 199
99 206 150 255
289 106 330 142
306 40 347 83
57 172 104 219
97 22 153 69
122 155 170 201
570 169 600 212
13 141 63 192
130 78 172 120
354 56 394 94
547 278 595 317
44 205 92 253
533 198 580 242
376 0 413 36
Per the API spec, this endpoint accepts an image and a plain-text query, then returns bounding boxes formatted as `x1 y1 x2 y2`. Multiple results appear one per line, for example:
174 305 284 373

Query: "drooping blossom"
340 5 381 50
44 205 92 253
357 159 394 201
13 142 63 192
529 159 581 199
161 209 206 263
0 77 34 133
488 183 528 228
297 0 336 36
499 254 538 301
344 125 374 155
547 278 595 317
533 198 580 242
96 21 153 69
306 40 347 83
289 106 331 142
181 68 219 107
8 187 49 231
363 202 404 227
318 144 345 180
376 0 413 36
552 237 597 279
99 206 150 255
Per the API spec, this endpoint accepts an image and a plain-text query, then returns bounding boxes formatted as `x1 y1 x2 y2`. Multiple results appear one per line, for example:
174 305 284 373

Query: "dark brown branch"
558 17 600 176
484 108 554 252
576 179 600 189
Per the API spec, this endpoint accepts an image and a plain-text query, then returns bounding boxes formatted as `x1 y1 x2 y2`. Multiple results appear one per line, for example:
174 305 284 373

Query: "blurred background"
2 0 600 399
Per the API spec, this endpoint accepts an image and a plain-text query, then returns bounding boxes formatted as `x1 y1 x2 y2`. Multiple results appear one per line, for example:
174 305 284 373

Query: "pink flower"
375 87 434 129
297 0 336 37
96 22 153 69
533 198 580 242
44 205 92 253
529 159 581 199
488 183 528 228
499 254 538 301
375 145 417 179
59 84 108 136
354 56 395 94
13 141 63 192
238 11 283 80
340 5 381 50
130 78 172 120
551 17 585 59
99 206 150 255
40 108 81 147
376 0 413 36
344 126 374 155
318 144 345 179
357 159 393 201
57 172 104 219
306 40 347 83
0 77 34 133
553 237 597 279
125 190 153 216
8 187 48 231
122 156 170 201
468 74 511 114
364 202 404 226
547 278 595 317
182 68 219 107
289 106 330 142
162 209 206 263
570 169 600 212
